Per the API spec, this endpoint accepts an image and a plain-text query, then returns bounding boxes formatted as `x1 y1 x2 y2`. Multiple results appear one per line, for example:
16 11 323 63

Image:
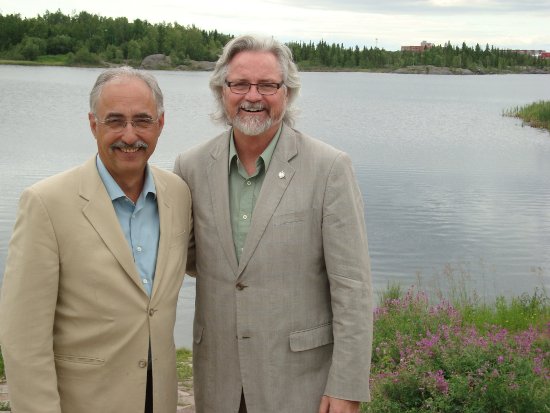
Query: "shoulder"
24 162 85 201
176 130 229 164
290 127 346 160
287 127 352 172
173 130 229 180
151 165 190 194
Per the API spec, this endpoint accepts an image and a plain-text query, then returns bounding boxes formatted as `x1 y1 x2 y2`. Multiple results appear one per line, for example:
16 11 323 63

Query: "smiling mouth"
110 141 148 153
240 102 266 113
118 147 141 153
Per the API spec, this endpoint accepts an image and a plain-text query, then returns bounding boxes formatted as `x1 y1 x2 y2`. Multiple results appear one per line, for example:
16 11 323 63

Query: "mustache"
110 140 148 150
240 102 266 111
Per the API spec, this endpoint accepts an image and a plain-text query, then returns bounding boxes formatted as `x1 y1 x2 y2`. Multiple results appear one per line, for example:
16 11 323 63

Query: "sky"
1 0 549 51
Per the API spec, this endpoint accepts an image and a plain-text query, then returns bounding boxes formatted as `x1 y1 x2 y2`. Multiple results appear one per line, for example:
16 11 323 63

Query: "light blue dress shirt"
96 156 160 296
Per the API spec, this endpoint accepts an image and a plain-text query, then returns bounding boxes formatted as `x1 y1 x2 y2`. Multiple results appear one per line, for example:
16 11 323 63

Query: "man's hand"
318 396 360 413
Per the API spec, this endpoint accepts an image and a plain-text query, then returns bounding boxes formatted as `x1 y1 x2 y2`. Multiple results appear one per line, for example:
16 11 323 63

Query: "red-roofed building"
401 41 434 53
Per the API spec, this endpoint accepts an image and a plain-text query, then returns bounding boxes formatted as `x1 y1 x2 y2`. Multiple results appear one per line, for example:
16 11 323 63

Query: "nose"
120 123 140 143
244 84 263 100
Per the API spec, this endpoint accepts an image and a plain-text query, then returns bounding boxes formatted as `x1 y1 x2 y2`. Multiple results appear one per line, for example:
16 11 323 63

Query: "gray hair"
209 35 301 127
89 66 164 116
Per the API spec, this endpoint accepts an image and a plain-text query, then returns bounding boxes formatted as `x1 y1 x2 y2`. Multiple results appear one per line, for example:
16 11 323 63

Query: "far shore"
1 59 549 75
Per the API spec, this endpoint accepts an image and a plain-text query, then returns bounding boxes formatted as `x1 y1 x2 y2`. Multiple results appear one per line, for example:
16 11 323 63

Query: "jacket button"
236 282 248 291
138 359 148 368
149 308 156 316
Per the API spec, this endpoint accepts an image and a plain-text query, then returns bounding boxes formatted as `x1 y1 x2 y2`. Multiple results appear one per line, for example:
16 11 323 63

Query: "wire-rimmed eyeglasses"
96 117 159 133
225 81 284 96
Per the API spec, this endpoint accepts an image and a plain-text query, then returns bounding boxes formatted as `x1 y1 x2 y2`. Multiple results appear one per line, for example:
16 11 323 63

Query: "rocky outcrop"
393 65 474 75
141 54 172 70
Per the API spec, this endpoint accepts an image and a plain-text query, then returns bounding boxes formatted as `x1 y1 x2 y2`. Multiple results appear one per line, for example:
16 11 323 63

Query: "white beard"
232 113 273 136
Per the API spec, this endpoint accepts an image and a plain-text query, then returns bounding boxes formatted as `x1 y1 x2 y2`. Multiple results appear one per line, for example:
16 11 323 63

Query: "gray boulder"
141 54 172 70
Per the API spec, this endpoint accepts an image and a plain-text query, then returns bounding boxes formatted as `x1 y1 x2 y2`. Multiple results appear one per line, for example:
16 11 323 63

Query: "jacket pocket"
272 209 308 226
194 323 204 344
54 353 105 365
289 322 334 352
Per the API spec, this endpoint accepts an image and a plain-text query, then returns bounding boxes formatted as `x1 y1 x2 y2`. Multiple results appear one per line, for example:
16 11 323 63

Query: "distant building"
401 41 434 53
510 49 545 57
539 52 550 59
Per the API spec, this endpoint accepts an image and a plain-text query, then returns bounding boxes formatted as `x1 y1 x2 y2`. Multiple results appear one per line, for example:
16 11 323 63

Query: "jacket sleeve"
321 152 373 402
0 187 62 413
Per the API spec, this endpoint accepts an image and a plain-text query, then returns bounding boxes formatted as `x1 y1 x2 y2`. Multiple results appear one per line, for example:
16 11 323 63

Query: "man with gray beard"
174 34 373 413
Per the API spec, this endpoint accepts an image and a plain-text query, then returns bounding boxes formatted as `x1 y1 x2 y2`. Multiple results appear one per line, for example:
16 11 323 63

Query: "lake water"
1 66 549 348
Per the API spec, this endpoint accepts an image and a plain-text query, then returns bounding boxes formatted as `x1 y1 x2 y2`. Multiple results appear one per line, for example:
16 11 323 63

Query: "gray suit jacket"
174 124 372 413
0 157 192 413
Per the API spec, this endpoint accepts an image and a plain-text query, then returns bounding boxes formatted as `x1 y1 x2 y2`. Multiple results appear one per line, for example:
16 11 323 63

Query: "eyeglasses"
225 81 284 96
96 117 159 133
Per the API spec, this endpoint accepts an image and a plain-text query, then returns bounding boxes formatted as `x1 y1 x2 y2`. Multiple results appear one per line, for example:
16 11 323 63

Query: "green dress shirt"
229 127 281 261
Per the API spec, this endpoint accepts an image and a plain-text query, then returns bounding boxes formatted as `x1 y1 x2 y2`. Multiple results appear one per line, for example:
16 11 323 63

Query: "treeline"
0 10 232 65
1 10 549 72
289 40 549 71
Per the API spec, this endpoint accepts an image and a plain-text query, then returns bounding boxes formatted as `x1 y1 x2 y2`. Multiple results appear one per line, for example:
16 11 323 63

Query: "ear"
88 112 98 138
157 112 165 133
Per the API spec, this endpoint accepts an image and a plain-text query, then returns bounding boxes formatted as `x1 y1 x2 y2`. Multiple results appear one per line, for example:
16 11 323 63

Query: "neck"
113 171 146 204
233 123 280 175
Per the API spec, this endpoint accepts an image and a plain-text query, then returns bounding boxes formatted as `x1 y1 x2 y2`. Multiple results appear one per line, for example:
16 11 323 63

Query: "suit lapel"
151 167 171 297
237 125 297 275
79 157 146 294
207 133 239 275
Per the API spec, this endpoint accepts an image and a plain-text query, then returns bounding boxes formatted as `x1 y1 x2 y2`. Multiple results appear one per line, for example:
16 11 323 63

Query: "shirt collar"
96 155 156 202
228 125 283 174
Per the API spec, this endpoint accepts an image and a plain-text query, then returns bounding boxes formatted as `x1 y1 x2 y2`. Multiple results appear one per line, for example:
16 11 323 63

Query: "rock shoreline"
391 64 550 75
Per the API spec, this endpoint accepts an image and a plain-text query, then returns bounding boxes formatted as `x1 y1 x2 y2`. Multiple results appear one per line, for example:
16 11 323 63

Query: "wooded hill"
1 10 548 73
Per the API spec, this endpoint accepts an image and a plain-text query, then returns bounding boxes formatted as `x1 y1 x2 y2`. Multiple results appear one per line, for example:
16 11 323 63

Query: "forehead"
227 51 282 81
97 77 156 114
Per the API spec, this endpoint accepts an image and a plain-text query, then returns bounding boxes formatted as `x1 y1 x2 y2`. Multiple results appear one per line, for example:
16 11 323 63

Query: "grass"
0 350 3 382
35 55 71 65
504 100 550 132
176 347 193 388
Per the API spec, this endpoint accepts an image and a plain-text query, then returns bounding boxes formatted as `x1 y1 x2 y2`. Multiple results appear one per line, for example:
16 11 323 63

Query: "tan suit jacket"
0 157 192 413
174 124 373 413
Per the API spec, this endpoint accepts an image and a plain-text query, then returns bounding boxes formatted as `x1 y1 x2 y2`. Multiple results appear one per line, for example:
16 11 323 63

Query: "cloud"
266 0 550 15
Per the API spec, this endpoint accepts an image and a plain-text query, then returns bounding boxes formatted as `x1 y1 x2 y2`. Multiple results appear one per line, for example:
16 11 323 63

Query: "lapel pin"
278 171 286 179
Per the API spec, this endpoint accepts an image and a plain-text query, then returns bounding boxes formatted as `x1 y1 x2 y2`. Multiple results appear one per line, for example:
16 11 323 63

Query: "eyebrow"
104 112 154 119
229 78 281 83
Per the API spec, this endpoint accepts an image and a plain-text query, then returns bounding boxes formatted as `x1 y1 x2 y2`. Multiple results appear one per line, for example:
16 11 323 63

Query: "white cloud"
0 0 548 51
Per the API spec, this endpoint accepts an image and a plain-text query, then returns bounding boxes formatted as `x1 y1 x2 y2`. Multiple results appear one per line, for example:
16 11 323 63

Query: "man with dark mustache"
0 66 192 413
174 35 373 413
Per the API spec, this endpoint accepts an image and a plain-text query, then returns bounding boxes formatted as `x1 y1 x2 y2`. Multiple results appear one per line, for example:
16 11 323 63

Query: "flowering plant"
364 285 549 412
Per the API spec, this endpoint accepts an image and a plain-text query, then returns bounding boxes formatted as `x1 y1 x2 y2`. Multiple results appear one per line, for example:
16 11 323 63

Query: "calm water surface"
1 66 549 348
